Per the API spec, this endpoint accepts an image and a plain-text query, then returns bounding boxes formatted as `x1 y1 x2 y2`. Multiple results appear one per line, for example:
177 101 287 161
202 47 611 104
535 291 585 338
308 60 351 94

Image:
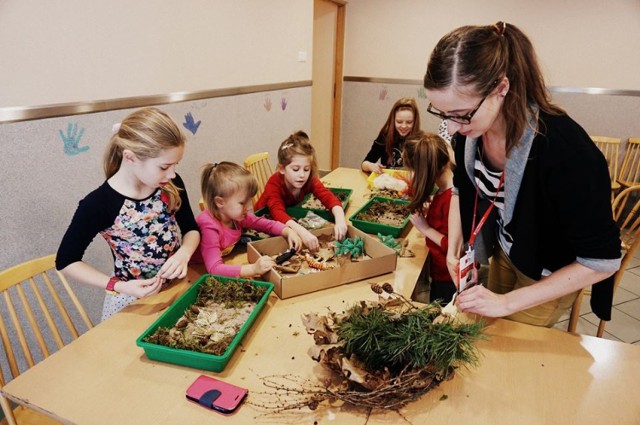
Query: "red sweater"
255 173 341 224
425 188 452 282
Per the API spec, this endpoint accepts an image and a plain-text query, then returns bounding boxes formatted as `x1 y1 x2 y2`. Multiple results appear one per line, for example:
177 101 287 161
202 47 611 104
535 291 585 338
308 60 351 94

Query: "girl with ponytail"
56 107 200 320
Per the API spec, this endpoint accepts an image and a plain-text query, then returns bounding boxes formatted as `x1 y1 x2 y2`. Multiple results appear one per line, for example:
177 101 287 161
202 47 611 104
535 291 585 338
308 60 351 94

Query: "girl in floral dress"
56 107 200 321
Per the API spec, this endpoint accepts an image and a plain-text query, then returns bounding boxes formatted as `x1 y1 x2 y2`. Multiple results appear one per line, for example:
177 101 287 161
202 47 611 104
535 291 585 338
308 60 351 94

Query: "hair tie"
281 143 293 151
493 21 507 36
112 122 121 133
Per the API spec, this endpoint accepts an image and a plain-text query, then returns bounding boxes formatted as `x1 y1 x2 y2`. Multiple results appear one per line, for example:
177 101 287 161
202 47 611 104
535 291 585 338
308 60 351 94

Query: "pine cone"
382 282 394 294
371 283 383 294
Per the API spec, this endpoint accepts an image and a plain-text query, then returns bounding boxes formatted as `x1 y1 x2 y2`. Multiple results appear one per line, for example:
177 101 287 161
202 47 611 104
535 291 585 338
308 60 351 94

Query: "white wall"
343 0 640 90
0 0 313 108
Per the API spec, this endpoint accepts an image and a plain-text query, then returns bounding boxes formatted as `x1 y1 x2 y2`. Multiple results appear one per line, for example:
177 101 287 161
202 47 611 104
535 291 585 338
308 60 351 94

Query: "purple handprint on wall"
281 97 287 111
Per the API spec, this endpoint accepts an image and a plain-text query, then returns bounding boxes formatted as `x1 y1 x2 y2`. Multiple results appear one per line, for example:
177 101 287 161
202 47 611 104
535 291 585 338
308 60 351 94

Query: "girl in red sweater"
403 132 456 303
255 131 347 251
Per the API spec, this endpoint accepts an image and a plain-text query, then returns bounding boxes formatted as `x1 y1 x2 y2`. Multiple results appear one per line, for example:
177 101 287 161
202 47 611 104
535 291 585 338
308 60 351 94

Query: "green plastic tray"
136 275 273 372
348 196 411 237
255 187 352 222
287 187 352 221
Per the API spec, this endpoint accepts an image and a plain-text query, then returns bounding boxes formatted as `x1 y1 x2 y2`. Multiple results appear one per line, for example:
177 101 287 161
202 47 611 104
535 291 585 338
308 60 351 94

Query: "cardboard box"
247 225 397 299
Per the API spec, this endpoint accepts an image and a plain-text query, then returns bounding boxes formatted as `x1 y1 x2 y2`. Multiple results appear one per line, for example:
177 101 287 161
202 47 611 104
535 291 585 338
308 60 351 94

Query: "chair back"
612 185 640 261
591 136 621 194
567 185 640 336
0 255 93 424
244 152 274 207
618 138 640 189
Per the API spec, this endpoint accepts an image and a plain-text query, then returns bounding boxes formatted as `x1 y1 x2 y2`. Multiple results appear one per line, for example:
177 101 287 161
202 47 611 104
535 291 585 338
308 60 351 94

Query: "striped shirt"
474 147 513 255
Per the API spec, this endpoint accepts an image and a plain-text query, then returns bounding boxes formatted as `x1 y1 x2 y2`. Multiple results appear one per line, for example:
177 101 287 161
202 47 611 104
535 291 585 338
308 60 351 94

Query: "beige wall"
0 0 313 108
343 0 640 90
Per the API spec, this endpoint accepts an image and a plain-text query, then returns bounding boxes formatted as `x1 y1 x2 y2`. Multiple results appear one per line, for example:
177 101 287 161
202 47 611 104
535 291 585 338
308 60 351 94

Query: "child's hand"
409 212 431 236
252 256 275 276
371 163 385 174
301 229 320 252
157 251 190 280
333 221 348 241
363 161 384 174
117 276 164 298
285 229 302 251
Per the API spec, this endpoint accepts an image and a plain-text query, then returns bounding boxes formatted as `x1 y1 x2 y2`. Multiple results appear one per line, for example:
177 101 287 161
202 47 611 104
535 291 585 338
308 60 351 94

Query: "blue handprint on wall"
182 112 201 135
58 123 89 155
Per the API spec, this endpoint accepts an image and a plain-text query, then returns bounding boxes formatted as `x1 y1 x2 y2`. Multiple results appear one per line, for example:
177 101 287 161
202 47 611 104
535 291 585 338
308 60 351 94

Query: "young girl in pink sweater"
195 162 300 277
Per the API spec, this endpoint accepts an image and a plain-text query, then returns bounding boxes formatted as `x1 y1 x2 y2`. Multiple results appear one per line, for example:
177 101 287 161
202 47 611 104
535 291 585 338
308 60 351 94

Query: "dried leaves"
254 284 485 415
143 277 266 355
354 199 411 227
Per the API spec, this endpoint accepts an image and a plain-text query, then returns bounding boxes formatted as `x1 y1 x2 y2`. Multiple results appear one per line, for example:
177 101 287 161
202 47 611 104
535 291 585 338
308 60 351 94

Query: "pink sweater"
193 211 285 277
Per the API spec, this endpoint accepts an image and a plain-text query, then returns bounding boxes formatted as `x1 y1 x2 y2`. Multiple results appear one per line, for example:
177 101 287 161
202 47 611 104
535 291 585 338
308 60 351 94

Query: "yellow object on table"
366 169 410 189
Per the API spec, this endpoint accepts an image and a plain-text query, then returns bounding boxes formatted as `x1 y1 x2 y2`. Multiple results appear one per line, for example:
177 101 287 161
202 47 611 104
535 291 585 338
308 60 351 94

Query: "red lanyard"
468 172 504 247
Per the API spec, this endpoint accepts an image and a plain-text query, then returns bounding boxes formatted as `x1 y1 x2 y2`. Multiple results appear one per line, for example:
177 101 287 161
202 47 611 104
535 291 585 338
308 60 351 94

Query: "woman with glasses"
423 22 620 327
361 97 421 174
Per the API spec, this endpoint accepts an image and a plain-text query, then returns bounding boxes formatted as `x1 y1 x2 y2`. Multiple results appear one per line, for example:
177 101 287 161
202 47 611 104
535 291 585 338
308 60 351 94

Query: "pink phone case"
186 375 248 414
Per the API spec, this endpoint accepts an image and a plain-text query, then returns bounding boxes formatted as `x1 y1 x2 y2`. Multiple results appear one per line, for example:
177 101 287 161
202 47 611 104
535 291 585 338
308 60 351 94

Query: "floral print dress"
56 175 198 322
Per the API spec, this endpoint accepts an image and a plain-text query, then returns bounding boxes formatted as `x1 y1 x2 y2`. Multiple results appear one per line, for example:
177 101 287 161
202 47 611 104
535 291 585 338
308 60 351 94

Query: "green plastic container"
349 196 411 237
136 275 273 372
255 187 352 222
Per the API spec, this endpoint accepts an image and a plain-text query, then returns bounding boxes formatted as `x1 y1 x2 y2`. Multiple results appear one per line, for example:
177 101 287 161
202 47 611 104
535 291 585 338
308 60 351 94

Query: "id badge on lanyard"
458 244 476 292
461 172 504 292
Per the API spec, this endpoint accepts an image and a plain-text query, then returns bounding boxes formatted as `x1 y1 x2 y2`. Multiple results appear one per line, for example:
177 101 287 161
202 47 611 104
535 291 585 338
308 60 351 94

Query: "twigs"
253 283 485 418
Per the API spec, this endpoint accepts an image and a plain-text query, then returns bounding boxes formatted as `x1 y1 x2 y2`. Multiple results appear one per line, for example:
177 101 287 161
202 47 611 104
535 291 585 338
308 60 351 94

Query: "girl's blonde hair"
277 131 318 179
104 107 185 212
200 161 258 219
402 131 452 212
379 98 421 165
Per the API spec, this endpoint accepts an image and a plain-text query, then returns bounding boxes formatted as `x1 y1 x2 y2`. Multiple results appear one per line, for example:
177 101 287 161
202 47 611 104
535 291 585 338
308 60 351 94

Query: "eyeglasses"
426 80 500 125
426 95 489 125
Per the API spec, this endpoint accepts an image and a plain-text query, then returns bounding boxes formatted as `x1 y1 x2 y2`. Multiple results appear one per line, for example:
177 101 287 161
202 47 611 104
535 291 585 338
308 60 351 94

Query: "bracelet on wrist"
105 276 120 295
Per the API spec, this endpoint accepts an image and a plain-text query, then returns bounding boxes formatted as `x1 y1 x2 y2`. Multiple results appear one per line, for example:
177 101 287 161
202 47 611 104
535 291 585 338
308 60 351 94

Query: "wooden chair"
567 185 640 336
591 136 621 201
0 255 93 425
618 138 640 191
244 152 274 208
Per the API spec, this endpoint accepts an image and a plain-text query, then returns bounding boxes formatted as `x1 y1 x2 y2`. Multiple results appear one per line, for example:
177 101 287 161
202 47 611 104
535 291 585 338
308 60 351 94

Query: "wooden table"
3 168 640 424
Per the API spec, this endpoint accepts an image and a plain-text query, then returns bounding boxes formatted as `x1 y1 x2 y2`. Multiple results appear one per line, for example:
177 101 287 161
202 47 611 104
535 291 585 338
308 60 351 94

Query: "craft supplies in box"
247 225 396 299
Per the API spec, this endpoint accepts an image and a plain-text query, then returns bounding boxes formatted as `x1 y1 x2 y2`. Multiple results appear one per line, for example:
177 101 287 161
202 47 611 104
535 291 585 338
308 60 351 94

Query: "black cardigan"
453 111 620 320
